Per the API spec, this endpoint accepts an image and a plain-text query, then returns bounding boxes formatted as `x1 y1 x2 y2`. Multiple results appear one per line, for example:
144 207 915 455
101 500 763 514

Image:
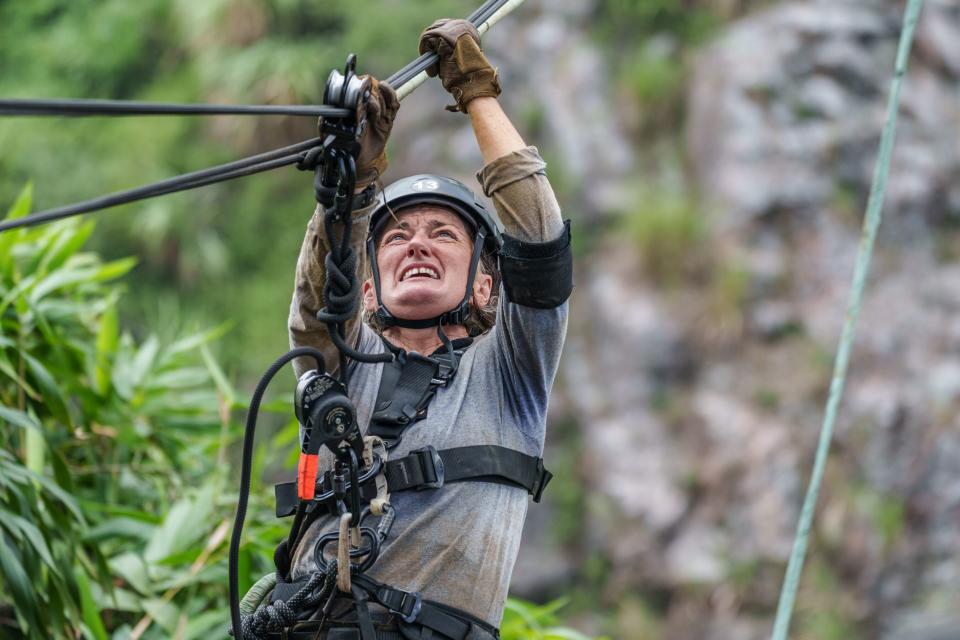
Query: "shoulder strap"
367 351 438 447
367 341 468 449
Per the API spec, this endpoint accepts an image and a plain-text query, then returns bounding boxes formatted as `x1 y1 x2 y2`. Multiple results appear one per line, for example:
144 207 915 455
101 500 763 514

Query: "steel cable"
0 98 350 118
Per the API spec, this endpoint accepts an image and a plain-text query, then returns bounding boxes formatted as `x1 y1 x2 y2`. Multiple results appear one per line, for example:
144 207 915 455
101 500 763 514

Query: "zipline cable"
770 1 925 638
0 0 525 234
0 139 320 232
0 98 351 118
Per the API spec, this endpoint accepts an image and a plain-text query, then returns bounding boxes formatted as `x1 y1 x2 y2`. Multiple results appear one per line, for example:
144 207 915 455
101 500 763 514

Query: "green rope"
770 1 925 638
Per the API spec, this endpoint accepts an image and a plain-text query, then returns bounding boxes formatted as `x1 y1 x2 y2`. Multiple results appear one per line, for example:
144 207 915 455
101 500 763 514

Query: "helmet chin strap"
369 227 488 333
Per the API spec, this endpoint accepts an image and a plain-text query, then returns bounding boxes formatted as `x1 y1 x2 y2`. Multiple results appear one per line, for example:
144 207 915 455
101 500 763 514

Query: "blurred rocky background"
2 0 958 638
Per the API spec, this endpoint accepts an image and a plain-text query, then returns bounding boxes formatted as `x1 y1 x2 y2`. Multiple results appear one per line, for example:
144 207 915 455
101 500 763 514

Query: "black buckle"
388 590 422 624
412 446 444 490
531 458 552 503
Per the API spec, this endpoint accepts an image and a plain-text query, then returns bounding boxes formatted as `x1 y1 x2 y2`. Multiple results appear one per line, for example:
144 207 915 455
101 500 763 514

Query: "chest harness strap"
275 443 553 519
367 337 471 449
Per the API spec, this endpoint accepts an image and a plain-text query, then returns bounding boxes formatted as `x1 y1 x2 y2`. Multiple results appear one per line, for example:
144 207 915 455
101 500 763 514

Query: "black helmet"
366 174 502 329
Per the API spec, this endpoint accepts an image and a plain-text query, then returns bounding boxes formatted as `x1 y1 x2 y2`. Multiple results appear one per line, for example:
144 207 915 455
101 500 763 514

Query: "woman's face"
362 205 492 321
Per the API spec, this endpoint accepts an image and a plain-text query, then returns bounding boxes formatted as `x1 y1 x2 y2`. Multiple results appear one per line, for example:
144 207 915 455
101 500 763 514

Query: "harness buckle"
411 446 444 490
531 458 552 503
389 590 423 624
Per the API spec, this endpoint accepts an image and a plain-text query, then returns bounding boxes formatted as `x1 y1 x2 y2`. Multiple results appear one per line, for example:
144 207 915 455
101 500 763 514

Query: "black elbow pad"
500 219 573 308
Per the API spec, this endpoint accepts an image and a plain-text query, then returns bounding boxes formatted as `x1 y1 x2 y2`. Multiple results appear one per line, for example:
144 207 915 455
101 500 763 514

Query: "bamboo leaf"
145 367 210 390
74 565 109 640
25 425 45 473
0 355 42 400
39 220 96 273
92 257 137 282
0 274 37 318
201 342 235 405
0 537 40 627
21 352 72 425
130 335 160 390
4 183 33 221
144 483 215 563
95 303 119 395
22 466 85 524
0 184 32 265
142 598 180 633
84 518 155 543
3 514 56 570
166 322 232 358
183 608 229 640
0 405 42 432
109 552 152 596
79 501 161 524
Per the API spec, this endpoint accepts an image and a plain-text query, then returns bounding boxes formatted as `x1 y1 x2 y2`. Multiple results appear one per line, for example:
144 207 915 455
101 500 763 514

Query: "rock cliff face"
393 1 960 637
559 1 959 638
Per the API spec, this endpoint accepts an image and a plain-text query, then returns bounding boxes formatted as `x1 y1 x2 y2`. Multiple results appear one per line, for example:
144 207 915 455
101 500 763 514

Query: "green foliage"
501 598 606 640
622 187 706 284
613 594 662 639
594 1 720 134
0 186 290 639
795 561 862 640
596 0 719 46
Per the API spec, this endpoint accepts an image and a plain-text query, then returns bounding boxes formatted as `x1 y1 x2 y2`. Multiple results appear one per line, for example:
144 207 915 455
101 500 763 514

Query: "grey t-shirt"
288 147 567 626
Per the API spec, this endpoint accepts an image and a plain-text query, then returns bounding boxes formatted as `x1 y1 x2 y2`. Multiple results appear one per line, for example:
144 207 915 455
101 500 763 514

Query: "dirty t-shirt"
288 146 567 626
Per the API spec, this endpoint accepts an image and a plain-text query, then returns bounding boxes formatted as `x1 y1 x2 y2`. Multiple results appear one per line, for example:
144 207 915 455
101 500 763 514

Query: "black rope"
238 565 337 640
229 347 328 640
0 139 321 233
0 98 351 118
313 151 392 371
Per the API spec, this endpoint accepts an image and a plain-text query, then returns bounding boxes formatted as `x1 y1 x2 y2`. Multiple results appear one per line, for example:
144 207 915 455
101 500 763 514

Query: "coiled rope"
239 567 336 640
771 1 925 638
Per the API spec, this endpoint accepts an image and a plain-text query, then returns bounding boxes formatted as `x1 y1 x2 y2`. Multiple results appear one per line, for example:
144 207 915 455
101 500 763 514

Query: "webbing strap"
367 340 469 449
385 446 552 502
368 352 440 446
351 574 499 640
771 2 925 638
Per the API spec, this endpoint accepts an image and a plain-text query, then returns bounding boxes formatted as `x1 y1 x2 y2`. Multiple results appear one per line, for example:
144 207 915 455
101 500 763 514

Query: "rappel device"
293 369 359 501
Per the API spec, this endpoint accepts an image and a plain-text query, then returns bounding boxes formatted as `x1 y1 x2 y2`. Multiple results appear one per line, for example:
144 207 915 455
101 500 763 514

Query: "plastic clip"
411 446 444 490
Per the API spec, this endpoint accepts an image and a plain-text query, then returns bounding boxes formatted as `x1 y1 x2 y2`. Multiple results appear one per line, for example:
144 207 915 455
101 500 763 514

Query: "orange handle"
297 453 319 500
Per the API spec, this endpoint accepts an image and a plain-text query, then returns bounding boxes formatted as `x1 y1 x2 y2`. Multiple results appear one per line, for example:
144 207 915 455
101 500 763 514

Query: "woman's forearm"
467 97 527 165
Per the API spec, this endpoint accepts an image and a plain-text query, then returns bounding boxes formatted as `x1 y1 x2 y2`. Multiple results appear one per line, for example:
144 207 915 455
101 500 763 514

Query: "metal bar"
395 0 528 101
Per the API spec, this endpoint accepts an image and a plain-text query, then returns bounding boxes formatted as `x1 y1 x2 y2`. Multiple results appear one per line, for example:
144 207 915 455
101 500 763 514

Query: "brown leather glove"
354 76 400 185
418 18 501 113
